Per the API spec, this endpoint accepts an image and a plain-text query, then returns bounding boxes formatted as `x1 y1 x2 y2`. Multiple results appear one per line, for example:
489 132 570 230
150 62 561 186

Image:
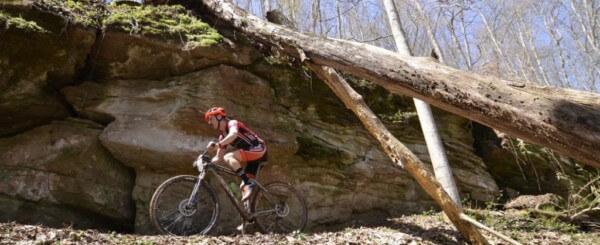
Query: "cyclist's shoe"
241 182 256 201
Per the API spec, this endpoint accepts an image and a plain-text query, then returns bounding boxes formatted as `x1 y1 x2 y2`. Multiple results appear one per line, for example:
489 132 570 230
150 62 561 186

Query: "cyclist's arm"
212 147 226 163
218 147 227 157
218 123 239 146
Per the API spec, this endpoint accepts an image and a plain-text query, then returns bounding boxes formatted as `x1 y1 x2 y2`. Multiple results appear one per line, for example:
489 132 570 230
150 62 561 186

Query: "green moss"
0 10 48 33
9 1 222 48
36 0 104 28
379 110 418 124
104 4 222 49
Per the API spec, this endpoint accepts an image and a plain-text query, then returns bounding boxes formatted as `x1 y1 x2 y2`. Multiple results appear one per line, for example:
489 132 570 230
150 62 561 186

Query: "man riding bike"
204 107 268 201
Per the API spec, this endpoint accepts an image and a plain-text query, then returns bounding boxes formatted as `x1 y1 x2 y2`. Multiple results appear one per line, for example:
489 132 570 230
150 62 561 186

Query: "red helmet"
204 107 226 122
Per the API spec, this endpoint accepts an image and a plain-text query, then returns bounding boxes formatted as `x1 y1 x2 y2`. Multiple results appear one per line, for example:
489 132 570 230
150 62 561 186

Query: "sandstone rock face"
473 124 590 197
90 31 260 80
0 4 96 136
0 119 135 231
63 62 500 233
1 1 503 235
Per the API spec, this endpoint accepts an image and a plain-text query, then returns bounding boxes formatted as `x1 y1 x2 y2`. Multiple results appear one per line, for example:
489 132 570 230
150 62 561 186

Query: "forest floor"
1 209 599 244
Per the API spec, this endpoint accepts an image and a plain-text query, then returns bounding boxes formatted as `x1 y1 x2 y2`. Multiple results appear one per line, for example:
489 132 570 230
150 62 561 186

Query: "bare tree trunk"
516 22 543 84
543 14 571 88
265 10 488 243
308 64 489 245
523 18 551 86
198 0 600 169
476 5 518 76
458 8 473 69
386 0 462 207
336 0 342 38
443 9 470 69
310 0 322 34
263 0 270 17
382 0 410 54
412 0 444 64
569 0 600 56
515 55 533 84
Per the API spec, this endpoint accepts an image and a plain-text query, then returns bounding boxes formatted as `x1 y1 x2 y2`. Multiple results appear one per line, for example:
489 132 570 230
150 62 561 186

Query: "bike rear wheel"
250 181 308 233
149 175 219 235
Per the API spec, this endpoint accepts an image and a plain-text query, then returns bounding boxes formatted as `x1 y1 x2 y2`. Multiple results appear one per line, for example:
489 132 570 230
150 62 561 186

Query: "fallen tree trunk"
307 62 489 244
196 0 600 169
264 10 495 244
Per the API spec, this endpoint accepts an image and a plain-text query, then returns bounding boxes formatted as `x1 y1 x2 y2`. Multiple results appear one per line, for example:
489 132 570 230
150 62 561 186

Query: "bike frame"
187 156 278 221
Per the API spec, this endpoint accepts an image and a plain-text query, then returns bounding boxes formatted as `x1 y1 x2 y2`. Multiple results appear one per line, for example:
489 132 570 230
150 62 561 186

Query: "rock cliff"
1 0 583 234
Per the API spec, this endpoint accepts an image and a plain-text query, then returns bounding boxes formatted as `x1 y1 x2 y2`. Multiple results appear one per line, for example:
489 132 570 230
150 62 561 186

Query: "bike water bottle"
228 181 242 199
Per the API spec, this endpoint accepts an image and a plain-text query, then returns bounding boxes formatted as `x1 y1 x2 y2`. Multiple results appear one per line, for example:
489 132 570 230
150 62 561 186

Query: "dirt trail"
1 211 598 244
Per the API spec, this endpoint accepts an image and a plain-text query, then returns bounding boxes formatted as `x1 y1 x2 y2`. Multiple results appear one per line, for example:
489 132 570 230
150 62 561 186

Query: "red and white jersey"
219 120 265 150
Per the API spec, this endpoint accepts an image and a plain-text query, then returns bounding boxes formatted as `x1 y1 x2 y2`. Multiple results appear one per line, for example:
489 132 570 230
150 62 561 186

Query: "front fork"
187 171 206 206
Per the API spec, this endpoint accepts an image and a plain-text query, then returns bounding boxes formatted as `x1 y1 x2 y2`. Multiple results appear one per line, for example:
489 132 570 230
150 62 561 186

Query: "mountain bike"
148 151 308 236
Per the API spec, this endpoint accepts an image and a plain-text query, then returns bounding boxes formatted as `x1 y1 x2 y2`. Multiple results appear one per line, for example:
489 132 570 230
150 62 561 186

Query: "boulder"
0 3 96 136
0 118 135 231
63 63 499 233
89 31 260 80
505 193 561 210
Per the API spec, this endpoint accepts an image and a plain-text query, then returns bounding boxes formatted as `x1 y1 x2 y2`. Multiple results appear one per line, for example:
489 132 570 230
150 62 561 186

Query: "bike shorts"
240 144 267 163
241 145 268 179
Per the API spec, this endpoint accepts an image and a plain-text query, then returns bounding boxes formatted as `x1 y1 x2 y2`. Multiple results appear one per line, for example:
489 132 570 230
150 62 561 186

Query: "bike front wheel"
251 181 308 233
149 175 219 236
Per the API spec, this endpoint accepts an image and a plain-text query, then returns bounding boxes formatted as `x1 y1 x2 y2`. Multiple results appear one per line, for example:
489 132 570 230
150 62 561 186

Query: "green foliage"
293 231 307 240
421 208 436 216
0 10 48 32
105 4 222 48
62 0 103 27
538 215 579 233
379 110 418 124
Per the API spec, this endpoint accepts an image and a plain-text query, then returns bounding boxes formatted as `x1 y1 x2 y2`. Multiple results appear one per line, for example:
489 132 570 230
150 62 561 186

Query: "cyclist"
204 107 268 201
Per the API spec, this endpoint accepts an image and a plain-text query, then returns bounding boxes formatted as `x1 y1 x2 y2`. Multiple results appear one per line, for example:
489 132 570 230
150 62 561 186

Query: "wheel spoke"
165 214 183 232
267 219 276 232
150 176 219 236
253 209 277 217
158 209 179 221
252 182 307 234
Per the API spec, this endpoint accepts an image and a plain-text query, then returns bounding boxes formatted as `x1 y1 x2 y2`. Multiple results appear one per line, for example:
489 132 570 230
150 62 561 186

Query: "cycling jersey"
219 119 268 176
218 120 265 151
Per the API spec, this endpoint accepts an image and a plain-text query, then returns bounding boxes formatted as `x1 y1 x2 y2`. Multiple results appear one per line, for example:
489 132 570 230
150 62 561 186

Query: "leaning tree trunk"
307 62 489 245
197 0 600 169
383 0 462 207
263 10 488 244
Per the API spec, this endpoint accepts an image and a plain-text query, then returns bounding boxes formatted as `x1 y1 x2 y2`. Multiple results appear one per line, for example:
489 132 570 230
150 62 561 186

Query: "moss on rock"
0 10 48 32
4 1 222 49
105 4 222 49
33 0 104 28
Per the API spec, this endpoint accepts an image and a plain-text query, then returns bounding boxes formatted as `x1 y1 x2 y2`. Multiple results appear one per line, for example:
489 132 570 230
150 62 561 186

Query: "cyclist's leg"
223 151 253 185
244 150 268 180
223 150 243 171
239 148 266 201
